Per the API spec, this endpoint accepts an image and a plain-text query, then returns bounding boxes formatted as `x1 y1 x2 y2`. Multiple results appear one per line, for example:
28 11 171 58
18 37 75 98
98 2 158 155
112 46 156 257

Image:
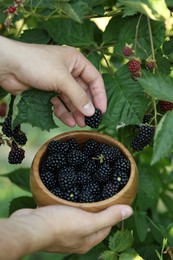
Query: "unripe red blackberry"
122 46 133 56
0 103 7 117
8 6 16 14
146 59 156 70
159 100 173 112
128 59 141 73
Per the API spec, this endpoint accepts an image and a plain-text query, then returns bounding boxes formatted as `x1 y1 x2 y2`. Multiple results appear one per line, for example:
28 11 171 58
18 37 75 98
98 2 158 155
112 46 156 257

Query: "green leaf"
147 217 165 244
166 223 173 245
13 89 56 130
43 19 96 47
152 112 173 164
138 71 173 103
136 164 162 210
19 29 51 44
102 66 149 128
134 210 148 241
108 230 133 253
0 168 30 192
160 193 173 214
118 0 170 21
119 248 144 260
9 196 37 216
99 250 117 260
103 15 165 59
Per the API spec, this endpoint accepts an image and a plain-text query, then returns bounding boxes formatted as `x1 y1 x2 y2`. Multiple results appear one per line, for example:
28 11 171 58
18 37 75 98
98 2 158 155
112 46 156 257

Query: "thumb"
57 73 95 116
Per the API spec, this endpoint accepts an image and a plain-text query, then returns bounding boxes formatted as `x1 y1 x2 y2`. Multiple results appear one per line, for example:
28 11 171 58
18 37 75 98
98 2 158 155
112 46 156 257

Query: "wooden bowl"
30 130 138 212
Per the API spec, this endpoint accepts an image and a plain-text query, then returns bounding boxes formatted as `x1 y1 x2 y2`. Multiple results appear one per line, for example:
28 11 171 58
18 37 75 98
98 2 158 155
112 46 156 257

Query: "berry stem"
134 14 142 56
99 48 114 77
8 95 16 118
147 17 156 73
153 98 158 126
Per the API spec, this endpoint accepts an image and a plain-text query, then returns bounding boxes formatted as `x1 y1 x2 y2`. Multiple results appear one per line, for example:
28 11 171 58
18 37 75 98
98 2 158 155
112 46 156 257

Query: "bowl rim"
31 130 138 209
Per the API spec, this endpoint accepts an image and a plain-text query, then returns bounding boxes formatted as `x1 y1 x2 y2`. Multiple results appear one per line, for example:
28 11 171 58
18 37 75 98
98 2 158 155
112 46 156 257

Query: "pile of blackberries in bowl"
30 131 138 213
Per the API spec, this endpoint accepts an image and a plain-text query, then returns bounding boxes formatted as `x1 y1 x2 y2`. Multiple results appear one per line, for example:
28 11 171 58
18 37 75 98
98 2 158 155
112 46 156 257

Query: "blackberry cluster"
131 124 155 152
1 116 27 164
85 108 102 128
39 138 131 203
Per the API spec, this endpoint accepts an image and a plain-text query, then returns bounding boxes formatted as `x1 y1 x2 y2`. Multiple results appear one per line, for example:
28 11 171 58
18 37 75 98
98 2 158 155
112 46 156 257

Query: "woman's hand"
0 36 107 127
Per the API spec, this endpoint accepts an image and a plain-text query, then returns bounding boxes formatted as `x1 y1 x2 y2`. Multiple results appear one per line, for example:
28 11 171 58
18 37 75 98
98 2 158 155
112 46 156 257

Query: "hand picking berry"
39 137 131 203
85 108 102 128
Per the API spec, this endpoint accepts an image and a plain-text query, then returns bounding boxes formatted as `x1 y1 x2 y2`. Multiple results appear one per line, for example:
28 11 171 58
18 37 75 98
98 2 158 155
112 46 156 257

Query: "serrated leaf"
9 196 36 216
13 89 56 130
118 0 170 21
0 168 30 192
103 15 165 59
102 66 149 128
99 250 117 260
152 112 173 164
119 248 144 260
109 230 133 253
134 210 148 241
138 71 173 103
19 29 51 44
43 19 96 47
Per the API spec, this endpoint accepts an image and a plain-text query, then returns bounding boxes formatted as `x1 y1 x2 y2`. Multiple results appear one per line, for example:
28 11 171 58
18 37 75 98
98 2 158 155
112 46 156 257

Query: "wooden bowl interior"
30 130 138 212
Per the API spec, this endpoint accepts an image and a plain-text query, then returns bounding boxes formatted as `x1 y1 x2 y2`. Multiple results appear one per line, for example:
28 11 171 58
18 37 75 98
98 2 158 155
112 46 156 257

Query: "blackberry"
98 145 121 163
82 139 99 157
94 163 111 183
2 117 12 137
67 149 87 167
79 189 97 203
122 46 133 56
128 59 141 73
47 140 69 155
131 124 155 151
85 108 102 128
58 166 77 189
40 171 57 190
101 182 119 200
82 182 101 198
51 187 64 198
81 159 98 175
114 156 130 173
63 187 80 202
8 145 25 164
13 130 27 145
112 171 129 188
142 114 152 124
76 170 92 186
159 100 173 112
45 153 66 172
66 138 79 151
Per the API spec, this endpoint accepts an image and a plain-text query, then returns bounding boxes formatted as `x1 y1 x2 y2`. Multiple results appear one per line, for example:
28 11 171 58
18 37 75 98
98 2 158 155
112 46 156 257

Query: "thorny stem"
134 14 142 56
8 95 15 118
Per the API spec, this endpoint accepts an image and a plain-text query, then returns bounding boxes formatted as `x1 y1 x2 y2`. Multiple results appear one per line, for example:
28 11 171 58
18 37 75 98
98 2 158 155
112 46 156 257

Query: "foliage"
0 0 173 259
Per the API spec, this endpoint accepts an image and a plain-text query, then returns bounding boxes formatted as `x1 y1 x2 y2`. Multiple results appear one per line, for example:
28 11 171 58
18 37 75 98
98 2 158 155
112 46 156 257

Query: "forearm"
0 215 48 260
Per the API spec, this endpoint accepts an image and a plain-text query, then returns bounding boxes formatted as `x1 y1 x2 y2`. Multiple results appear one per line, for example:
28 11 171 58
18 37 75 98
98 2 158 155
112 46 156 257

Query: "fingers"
57 72 95 117
72 53 107 113
0 74 29 95
87 205 133 235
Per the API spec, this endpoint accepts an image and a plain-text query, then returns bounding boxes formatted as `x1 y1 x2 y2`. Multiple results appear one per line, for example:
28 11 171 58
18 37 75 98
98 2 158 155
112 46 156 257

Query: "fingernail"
121 206 133 220
82 101 95 116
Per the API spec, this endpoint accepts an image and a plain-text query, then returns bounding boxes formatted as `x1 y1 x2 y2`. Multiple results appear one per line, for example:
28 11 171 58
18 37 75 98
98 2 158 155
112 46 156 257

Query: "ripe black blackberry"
40 171 57 190
51 186 64 198
47 140 69 155
58 166 77 189
82 182 101 198
142 114 152 124
94 163 111 183
8 145 25 164
85 108 102 128
83 139 99 157
67 149 87 167
76 170 92 186
13 130 27 145
66 138 79 151
112 171 129 188
81 159 98 175
101 182 119 200
113 156 130 173
98 145 121 163
63 187 80 202
2 117 12 137
79 189 97 203
131 124 155 151
44 153 66 172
